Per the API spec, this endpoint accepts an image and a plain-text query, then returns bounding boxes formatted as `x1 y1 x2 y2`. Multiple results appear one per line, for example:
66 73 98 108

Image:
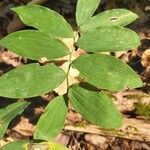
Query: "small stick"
64 117 150 141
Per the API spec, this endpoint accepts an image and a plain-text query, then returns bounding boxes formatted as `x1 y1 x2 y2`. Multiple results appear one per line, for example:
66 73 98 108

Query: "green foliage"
34 96 68 140
76 0 101 26
80 9 138 31
11 5 73 38
0 64 66 98
1 141 69 150
69 84 122 128
0 101 29 138
0 30 70 60
0 0 143 148
71 54 143 91
77 26 140 52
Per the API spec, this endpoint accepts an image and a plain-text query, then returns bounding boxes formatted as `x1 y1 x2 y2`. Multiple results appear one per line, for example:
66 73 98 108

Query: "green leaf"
34 96 67 141
77 26 140 52
0 63 66 98
76 0 101 26
1 141 28 150
80 9 138 31
1 141 69 150
71 54 143 91
69 84 122 128
11 5 73 38
0 30 70 60
0 101 29 138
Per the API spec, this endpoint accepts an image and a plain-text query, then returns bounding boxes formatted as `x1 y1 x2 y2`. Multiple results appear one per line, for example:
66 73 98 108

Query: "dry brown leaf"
141 49 150 67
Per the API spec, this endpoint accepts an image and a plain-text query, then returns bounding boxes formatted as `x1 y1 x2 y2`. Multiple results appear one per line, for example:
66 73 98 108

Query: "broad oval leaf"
71 54 143 91
76 0 101 26
69 84 122 128
0 30 70 60
80 9 138 31
11 5 73 38
1 141 69 150
77 26 140 52
34 96 67 141
0 63 66 98
1 141 27 150
0 101 29 138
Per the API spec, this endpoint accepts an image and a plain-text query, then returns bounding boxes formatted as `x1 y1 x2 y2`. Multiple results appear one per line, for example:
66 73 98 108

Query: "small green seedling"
0 0 143 149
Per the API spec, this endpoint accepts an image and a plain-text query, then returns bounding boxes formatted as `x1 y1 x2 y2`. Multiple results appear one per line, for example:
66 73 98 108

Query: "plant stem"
66 35 76 93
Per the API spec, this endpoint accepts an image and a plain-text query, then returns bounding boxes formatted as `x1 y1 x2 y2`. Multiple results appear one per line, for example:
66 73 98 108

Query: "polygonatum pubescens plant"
0 0 143 149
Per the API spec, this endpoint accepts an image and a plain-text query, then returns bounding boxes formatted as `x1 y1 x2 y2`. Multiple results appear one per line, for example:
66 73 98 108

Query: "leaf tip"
10 7 18 12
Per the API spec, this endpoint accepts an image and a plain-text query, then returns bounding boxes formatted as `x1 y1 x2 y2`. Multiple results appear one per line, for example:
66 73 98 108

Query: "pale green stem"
66 35 76 93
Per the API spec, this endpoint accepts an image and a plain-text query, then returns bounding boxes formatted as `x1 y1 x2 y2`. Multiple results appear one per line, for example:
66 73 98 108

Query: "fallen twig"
64 117 150 141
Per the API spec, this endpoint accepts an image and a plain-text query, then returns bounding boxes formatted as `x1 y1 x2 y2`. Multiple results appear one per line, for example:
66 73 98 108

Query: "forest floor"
0 0 150 149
